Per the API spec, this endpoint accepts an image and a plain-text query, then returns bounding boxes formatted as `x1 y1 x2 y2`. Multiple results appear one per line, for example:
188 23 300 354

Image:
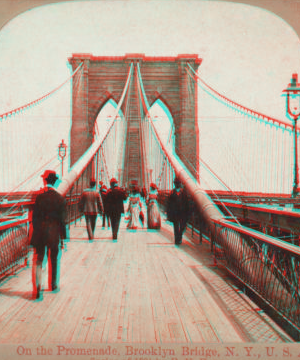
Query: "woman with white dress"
146 183 161 229
126 185 142 229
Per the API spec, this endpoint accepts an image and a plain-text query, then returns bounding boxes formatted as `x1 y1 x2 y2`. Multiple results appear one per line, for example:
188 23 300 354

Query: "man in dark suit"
166 177 190 245
79 179 103 240
105 178 127 240
30 170 67 300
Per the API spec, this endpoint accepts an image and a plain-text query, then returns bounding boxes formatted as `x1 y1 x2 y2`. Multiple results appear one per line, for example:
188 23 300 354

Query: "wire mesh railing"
1 58 300 340
136 59 300 339
211 219 300 339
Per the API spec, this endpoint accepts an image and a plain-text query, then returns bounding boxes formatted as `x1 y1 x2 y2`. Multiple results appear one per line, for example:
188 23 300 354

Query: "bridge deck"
0 218 292 344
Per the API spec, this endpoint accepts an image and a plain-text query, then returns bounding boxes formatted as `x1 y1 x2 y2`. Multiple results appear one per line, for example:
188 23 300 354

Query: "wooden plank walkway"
0 216 293 344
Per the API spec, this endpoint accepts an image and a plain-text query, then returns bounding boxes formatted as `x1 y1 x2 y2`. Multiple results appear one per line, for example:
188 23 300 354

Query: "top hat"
174 176 181 184
110 178 118 185
41 170 58 183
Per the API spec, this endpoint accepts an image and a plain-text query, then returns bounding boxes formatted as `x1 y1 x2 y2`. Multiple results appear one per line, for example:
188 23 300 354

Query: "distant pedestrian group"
30 170 190 301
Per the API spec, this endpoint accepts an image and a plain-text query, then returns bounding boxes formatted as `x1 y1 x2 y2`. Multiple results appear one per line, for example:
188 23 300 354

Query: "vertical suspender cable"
264 122 269 194
276 126 280 194
284 130 288 194
255 119 260 193
270 123 275 194
58 63 133 197
281 129 286 194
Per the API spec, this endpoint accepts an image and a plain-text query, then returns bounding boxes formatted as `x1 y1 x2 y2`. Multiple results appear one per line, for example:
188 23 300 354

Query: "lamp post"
283 74 300 198
58 139 67 177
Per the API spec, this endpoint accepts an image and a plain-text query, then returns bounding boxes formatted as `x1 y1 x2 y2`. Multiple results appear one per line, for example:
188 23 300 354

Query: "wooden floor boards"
0 217 293 344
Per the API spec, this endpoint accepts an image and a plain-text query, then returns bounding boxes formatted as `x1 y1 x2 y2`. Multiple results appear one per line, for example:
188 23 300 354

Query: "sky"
0 0 299 192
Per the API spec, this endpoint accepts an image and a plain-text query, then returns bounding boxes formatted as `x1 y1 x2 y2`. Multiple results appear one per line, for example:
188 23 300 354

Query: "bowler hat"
41 170 58 183
110 178 118 185
150 183 157 189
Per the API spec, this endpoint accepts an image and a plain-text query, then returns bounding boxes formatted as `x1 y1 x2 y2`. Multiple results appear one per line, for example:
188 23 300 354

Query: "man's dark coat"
166 188 190 222
30 188 67 249
105 187 127 216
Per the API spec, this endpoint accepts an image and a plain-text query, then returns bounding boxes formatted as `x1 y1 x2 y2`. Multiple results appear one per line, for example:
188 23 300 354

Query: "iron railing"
0 63 133 280
211 219 300 339
0 217 30 278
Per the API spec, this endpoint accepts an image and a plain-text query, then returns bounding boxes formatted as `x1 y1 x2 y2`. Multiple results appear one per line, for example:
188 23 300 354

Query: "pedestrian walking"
146 183 161 229
105 178 127 240
141 186 147 200
166 177 190 245
100 184 110 228
30 170 67 300
126 184 142 229
79 179 103 240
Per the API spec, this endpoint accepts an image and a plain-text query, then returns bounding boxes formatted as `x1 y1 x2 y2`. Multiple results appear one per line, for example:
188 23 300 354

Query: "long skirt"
147 201 161 229
127 204 140 229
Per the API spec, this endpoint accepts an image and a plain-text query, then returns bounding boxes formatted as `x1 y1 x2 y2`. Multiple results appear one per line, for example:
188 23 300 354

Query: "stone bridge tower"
68 53 201 184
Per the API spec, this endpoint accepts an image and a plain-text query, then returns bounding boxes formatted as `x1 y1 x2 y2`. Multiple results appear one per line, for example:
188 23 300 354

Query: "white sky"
0 0 299 192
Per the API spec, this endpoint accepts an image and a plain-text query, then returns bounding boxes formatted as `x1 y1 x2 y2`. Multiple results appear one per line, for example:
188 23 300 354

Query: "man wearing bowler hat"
166 176 190 245
105 178 127 240
30 170 67 300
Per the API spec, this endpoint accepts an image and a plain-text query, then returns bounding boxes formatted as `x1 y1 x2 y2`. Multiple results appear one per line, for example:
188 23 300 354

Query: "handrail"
214 218 300 257
0 63 134 232
137 62 300 337
0 217 28 232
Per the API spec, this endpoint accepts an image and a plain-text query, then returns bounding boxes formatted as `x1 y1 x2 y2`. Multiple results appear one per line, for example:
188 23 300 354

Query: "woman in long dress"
147 183 161 229
126 185 142 229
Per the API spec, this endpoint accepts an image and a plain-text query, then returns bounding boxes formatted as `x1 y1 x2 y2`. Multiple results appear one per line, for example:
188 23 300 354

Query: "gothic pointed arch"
69 54 201 181
93 98 124 139
149 98 175 149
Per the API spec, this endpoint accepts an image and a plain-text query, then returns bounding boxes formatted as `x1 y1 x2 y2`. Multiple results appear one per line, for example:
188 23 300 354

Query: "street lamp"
58 139 67 177
283 74 300 198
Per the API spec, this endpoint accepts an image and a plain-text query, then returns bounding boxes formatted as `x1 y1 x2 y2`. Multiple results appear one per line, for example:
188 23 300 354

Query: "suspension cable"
0 63 83 120
1 154 58 202
186 63 294 131
57 63 133 197
136 63 167 186
0 155 58 218
181 152 242 226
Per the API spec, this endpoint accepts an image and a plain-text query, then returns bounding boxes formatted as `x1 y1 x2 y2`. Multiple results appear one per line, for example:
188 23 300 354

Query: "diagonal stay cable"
0 63 83 120
57 63 133 197
186 63 294 131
